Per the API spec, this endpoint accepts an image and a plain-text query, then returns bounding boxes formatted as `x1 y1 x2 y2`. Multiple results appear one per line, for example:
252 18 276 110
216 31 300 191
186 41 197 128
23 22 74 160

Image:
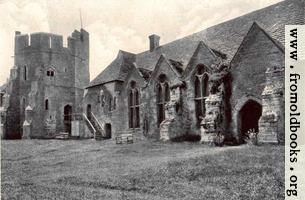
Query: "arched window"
45 99 49 110
194 65 209 126
156 74 170 126
128 81 140 128
24 66 27 80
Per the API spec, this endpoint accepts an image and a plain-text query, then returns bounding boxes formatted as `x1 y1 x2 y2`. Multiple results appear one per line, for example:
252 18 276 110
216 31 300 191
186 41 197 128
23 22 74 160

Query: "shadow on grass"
170 134 201 142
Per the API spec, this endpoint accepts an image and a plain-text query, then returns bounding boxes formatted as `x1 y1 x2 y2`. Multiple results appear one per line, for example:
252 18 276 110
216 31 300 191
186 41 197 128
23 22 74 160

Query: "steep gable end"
88 50 136 88
149 54 183 87
123 64 147 89
231 22 284 65
183 41 219 78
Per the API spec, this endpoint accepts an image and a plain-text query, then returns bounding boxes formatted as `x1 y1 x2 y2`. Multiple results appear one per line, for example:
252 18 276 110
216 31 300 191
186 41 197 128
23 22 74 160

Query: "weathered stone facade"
0 29 90 139
258 66 285 144
83 0 304 144
1 0 304 143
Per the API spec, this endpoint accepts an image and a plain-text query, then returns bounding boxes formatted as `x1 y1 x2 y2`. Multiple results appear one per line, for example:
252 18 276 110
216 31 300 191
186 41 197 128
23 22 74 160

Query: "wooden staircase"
85 112 105 140
82 113 96 138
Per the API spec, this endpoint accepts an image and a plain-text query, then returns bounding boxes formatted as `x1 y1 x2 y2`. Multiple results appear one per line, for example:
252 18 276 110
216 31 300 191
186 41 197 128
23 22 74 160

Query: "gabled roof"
0 83 7 92
135 0 304 70
230 22 284 65
183 41 220 77
148 54 184 87
138 68 152 81
89 0 304 88
88 50 136 88
123 63 147 87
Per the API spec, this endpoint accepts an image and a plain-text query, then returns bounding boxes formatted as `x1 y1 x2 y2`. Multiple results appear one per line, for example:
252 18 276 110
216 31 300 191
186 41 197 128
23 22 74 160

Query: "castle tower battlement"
2 28 90 139
14 29 89 58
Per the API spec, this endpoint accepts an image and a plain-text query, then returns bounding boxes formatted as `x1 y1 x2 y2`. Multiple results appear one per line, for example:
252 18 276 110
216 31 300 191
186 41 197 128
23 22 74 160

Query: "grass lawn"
1 139 284 200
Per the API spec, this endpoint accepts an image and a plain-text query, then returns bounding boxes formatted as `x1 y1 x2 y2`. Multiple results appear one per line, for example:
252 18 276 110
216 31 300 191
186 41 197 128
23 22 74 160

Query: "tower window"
47 69 55 77
45 99 49 110
24 66 27 80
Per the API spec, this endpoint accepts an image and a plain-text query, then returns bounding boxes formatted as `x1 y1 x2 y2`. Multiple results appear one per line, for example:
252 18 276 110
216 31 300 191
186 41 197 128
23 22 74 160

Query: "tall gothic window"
156 74 170 126
194 65 209 125
128 81 140 128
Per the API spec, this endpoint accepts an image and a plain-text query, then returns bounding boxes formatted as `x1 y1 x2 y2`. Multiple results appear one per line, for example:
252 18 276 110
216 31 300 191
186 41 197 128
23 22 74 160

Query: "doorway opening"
87 104 92 120
238 100 262 141
105 123 111 139
64 105 72 135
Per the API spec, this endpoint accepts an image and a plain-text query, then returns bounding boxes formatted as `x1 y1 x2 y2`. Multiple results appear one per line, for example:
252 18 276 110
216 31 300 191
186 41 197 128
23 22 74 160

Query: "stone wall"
258 66 284 144
4 29 89 139
230 24 284 139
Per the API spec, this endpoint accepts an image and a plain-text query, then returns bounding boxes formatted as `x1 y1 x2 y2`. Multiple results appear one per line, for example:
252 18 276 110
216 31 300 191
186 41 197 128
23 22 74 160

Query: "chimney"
149 34 160 52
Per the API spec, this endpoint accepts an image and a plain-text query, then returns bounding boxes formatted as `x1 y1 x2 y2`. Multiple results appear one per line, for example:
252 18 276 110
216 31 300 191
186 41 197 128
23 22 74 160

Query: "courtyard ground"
1 139 284 200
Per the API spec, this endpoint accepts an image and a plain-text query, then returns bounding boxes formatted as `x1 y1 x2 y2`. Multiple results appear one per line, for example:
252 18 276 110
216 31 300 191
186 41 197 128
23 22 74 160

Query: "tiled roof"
88 50 136 87
135 0 304 70
138 68 152 81
0 83 7 92
89 0 304 87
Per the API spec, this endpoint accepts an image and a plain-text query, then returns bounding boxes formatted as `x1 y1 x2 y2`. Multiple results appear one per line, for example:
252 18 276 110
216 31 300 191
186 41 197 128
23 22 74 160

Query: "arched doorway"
64 105 72 135
105 123 111 139
87 104 92 120
238 100 262 140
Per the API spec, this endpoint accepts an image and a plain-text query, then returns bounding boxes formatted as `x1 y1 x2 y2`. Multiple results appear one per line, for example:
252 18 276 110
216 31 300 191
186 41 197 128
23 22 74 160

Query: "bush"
245 129 259 145
213 132 225 146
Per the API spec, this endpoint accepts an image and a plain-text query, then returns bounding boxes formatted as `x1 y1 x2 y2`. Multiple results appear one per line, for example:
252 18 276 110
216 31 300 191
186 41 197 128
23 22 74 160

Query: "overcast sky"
0 0 281 85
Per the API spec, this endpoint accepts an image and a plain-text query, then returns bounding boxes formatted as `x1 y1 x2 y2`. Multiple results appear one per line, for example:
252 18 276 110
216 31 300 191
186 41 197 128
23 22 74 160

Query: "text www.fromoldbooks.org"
285 25 305 199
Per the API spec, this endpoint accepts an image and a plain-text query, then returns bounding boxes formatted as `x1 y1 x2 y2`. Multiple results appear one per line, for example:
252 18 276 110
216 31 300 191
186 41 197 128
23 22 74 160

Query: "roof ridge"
136 0 288 56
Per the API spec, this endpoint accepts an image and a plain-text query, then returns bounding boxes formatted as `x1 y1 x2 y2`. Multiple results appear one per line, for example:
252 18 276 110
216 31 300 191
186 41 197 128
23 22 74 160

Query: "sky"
0 0 281 85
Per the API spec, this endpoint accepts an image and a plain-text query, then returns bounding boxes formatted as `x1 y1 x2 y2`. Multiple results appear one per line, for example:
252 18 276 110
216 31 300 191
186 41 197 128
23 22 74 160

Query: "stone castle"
0 0 303 144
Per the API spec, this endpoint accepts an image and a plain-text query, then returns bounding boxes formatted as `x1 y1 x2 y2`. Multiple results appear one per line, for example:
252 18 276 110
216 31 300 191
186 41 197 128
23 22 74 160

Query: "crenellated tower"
2 28 90 139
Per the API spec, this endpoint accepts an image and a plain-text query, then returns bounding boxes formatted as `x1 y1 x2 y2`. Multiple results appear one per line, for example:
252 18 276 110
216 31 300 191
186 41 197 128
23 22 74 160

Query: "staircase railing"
89 112 105 138
82 113 96 138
